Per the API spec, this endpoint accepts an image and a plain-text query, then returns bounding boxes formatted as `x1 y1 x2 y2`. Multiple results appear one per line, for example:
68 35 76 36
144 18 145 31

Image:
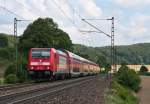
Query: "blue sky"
0 0 150 47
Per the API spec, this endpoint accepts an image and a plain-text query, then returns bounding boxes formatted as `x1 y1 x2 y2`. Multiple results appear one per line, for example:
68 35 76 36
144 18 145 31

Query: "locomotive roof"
31 48 51 50
65 50 97 65
56 49 67 56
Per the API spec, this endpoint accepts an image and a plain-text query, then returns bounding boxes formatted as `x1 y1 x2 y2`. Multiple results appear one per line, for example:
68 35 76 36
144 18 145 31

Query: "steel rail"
0 82 35 91
0 76 95 104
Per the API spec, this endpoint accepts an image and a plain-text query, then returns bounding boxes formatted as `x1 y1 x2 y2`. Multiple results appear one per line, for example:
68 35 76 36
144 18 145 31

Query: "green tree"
105 63 111 72
75 52 90 60
115 65 141 92
0 33 8 47
96 55 107 68
19 18 72 52
4 58 28 83
0 47 14 60
4 63 17 78
4 74 18 84
140 65 148 73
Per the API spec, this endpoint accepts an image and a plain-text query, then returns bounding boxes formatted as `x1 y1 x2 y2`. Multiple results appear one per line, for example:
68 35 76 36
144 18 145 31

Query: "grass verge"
0 77 4 85
104 81 139 104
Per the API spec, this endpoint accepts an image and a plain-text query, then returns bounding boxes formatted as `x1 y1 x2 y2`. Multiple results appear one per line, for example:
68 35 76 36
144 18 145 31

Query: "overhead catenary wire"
51 0 83 32
52 0 97 46
14 0 30 11
1 0 84 33
0 0 35 21
1 0 96 46
0 5 25 19
14 0 39 20
15 0 75 26
65 0 112 38
65 0 83 19
82 19 111 37
64 0 101 46
64 0 92 32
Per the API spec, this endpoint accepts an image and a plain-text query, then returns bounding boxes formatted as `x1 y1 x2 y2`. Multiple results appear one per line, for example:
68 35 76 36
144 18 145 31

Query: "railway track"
0 76 95 104
0 79 77 96
0 82 35 91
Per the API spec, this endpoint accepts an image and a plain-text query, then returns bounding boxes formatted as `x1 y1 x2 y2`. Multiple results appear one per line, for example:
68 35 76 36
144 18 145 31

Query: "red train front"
27 48 100 80
28 48 69 79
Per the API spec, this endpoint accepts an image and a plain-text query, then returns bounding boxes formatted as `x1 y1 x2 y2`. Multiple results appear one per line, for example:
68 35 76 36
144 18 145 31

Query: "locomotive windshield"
32 49 50 58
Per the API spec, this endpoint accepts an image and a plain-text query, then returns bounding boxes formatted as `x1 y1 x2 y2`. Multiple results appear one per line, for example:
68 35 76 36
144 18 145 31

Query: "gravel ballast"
26 75 108 104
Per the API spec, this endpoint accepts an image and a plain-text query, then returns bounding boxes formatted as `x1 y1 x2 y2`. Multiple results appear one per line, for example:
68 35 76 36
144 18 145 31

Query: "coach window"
73 67 79 72
58 56 67 68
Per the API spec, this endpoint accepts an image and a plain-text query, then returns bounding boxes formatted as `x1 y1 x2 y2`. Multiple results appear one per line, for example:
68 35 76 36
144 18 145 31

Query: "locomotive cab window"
32 49 50 58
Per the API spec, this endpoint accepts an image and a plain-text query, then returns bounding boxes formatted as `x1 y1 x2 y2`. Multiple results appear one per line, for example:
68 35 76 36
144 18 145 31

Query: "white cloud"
78 0 102 17
115 14 150 45
0 0 150 46
0 24 12 34
0 0 104 46
113 0 150 7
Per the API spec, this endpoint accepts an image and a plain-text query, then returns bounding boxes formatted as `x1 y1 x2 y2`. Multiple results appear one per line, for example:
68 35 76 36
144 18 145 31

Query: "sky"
0 0 150 47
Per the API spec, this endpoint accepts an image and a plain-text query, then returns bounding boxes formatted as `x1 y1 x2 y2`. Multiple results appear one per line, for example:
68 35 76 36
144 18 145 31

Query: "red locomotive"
28 48 100 80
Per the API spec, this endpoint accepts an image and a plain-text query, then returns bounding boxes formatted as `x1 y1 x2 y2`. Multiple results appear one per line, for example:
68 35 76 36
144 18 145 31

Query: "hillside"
0 33 15 77
73 43 150 64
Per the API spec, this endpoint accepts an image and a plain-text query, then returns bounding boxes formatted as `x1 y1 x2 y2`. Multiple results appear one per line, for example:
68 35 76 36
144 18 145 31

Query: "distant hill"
73 43 150 64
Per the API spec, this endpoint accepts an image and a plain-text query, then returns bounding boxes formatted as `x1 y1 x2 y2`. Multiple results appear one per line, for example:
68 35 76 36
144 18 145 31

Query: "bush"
4 63 17 78
144 72 150 76
0 34 8 47
140 65 148 73
16 66 27 83
139 71 150 76
115 65 141 92
105 81 138 104
4 61 28 83
17 57 28 83
0 79 2 84
139 65 150 76
0 47 15 60
4 74 17 84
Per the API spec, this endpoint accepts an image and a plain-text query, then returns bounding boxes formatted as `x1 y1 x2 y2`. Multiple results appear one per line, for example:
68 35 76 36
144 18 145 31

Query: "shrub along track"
0 76 98 104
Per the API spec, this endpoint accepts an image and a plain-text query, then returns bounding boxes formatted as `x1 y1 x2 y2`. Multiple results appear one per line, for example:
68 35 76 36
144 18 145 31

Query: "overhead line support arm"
81 19 111 37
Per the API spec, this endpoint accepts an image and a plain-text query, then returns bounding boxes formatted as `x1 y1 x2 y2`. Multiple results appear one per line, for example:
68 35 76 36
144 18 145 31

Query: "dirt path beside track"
137 76 150 104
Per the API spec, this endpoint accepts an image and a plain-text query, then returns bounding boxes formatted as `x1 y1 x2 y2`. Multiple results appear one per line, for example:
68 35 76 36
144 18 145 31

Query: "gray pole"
81 17 116 86
14 18 18 71
111 17 116 73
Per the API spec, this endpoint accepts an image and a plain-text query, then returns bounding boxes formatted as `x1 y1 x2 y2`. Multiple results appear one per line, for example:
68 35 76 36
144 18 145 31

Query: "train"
27 48 100 80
